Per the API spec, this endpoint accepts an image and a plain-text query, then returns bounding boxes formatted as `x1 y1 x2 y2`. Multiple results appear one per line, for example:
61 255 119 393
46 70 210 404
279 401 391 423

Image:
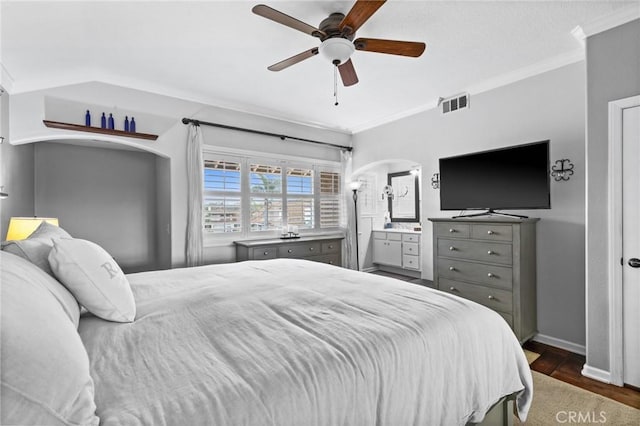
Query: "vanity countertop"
373 229 422 234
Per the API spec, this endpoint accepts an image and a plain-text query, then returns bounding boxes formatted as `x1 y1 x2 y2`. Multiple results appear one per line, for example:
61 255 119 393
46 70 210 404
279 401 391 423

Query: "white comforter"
79 259 532 426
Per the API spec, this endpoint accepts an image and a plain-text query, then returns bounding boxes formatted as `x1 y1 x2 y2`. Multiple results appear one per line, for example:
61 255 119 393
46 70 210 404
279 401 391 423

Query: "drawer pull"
309 247 314 251
329 260 334 264
487 273 494 278
328 245 333 249
488 295 495 300
449 266 456 271
449 246 455 251
487 230 495 235
288 249 293 253
449 228 455 233
449 286 457 291
487 250 494 255
263 251 269 256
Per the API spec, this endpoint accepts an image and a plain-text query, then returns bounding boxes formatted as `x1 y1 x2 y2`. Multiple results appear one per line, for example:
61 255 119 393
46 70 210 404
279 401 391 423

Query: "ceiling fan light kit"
252 0 426 103
319 38 355 65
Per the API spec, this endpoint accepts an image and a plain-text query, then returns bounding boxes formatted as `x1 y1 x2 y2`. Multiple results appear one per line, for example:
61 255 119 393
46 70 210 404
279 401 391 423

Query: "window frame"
202 147 342 246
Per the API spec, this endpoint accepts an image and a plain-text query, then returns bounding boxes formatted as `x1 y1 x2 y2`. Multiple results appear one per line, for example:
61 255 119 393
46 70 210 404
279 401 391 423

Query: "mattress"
79 259 532 425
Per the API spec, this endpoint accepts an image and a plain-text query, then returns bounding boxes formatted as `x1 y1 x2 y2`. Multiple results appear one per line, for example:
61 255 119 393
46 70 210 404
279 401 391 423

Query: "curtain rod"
181 118 352 152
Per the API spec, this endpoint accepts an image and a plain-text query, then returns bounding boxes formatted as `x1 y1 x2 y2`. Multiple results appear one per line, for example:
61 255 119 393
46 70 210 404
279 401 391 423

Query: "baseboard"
533 333 586 356
362 266 377 273
581 364 612 384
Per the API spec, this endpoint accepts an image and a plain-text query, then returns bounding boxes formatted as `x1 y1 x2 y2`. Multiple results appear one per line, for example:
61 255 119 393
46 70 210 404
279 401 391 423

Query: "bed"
1 241 533 426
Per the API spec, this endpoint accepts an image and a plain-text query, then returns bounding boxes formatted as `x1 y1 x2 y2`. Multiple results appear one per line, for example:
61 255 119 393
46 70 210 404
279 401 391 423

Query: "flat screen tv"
439 140 550 217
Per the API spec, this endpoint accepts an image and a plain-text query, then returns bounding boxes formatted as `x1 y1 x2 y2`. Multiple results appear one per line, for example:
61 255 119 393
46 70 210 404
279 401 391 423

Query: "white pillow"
1 221 72 275
0 251 99 425
49 238 136 323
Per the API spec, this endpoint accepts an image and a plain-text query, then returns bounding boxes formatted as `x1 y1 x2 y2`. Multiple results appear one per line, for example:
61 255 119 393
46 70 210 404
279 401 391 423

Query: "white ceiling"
1 1 636 133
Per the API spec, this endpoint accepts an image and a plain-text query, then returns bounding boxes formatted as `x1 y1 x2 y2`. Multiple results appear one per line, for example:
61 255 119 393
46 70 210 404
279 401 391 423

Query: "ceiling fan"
252 0 426 88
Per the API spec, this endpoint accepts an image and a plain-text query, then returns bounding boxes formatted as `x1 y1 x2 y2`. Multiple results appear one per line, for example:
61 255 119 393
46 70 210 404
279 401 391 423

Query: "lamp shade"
6 217 59 241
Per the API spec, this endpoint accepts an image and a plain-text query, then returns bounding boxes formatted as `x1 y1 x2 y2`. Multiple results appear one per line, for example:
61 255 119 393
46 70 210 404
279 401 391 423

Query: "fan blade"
267 48 319 71
339 0 386 34
253 4 326 38
338 59 359 86
354 38 426 57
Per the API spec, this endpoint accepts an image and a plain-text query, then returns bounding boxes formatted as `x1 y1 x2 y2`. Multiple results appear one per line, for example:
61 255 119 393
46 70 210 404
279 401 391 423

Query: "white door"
622 104 640 388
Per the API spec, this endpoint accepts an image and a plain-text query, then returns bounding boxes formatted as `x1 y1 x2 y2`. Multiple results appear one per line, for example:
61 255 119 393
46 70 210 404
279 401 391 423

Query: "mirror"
388 171 420 222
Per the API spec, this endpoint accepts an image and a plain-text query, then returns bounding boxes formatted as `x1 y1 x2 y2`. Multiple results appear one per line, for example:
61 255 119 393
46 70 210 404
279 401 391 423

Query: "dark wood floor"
370 270 640 410
524 340 640 409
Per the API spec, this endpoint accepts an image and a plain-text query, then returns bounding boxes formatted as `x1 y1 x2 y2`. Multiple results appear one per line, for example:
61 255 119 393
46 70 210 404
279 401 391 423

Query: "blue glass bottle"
85 110 91 127
101 113 106 129
130 117 136 133
124 116 130 132
108 113 115 130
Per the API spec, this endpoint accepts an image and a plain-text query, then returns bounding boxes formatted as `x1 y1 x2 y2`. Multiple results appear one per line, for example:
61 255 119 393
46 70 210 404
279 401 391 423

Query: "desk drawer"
250 247 277 260
438 239 512 265
471 224 513 241
437 258 513 289
435 223 470 238
278 242 321 258
439 278 513 313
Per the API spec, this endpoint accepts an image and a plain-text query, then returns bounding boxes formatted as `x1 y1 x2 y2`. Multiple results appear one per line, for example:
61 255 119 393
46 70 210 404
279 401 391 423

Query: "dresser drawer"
403 242 420 255
471 224 513 241
435 223 470 238
278 242 321 258
402 233 420 243
438 239 512 265
440 278 513 313
498 312 513 328
402 254 420 270
314 254 341 267
322 241 340 254
250 247 277 260
437 258 513 289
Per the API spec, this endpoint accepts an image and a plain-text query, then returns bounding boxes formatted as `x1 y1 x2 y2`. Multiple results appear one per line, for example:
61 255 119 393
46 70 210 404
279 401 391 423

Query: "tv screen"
439 141 550 211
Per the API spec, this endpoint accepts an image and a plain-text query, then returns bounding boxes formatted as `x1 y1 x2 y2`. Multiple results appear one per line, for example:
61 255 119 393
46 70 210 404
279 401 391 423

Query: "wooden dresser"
428 217 538 343
234 235 344 267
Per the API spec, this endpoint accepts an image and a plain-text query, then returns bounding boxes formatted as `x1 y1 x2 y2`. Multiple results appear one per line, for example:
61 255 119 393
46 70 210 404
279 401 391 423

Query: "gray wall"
34 143 159 273
353 62 586 348
0 89 35 237
585 19 640 371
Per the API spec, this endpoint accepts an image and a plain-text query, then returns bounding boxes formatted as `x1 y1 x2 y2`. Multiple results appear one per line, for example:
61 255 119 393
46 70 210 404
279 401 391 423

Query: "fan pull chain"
333 63 339 106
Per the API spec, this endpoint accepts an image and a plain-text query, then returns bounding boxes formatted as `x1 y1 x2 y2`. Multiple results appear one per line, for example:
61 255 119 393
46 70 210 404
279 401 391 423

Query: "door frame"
607 94 640 386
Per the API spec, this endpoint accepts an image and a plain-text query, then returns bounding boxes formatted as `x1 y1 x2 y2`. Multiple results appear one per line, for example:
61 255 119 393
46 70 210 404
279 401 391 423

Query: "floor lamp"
349 181 362 270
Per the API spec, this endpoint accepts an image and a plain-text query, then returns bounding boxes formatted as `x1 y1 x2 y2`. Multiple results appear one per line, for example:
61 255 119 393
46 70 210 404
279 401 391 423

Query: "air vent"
441 93 469 114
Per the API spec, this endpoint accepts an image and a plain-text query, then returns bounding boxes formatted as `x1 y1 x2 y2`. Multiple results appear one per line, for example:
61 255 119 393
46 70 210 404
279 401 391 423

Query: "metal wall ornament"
431 173 440 189
551 159 574 181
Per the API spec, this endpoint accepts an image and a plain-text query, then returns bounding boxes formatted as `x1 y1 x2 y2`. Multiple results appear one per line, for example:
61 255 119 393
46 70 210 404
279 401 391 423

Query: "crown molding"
578 4 640 39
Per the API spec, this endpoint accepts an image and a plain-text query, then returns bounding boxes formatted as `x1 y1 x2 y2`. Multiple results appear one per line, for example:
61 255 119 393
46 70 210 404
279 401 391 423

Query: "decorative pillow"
0 251 99 425
1 221 72 275
49 238 136 323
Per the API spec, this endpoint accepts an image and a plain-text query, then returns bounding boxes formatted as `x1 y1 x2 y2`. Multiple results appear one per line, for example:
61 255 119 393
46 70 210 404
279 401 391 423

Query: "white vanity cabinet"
372 230 421 272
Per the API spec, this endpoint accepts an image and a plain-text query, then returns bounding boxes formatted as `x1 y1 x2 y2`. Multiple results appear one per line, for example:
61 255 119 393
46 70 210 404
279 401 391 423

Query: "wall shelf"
42 120 158 141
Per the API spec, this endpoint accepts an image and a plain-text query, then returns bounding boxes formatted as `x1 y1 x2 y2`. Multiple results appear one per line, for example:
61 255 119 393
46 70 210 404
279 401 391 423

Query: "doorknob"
629 258 640 268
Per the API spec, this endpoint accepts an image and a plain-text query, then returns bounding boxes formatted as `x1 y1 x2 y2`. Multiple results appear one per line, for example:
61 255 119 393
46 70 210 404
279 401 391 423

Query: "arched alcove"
351 158 422 274
20 137 171 272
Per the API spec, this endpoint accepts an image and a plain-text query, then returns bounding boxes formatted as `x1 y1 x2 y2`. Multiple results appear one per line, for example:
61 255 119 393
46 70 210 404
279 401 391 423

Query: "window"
319 171 341 228
203 160 241 233
203 152 342 239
